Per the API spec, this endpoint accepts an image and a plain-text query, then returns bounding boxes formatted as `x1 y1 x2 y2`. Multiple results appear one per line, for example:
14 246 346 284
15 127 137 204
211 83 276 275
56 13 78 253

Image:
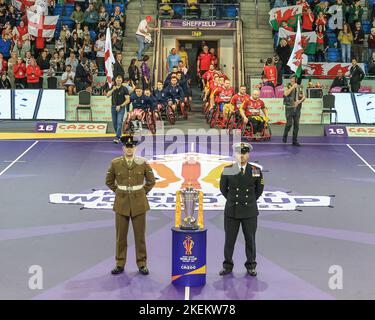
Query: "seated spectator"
82 34 94 60
13 38 30 59
97 18 107 35
60 24 71 41
65 51 79 72
368 52 375 76
26 57 42 89
352 21 364 62
330 69 349 92
55 33 67 54
0 52 7 74
0 72 11 89
112 33 122 52
84 3 99 30
111 5 125 29
75 57 92 92
159 0 174 17
68 32 82 56
24 51 32 67
13 56 27 88
71 4 85 25
262 57 277 87
98 6 109 23
94 32 105 72
58 49 66 68
61 64 76 95
92 0 103 12
315 24 328 62
187 0 201 18
73 23 84 39
36 49 50 76
49 51 65 76
338 23 353 63
348 0 363 29
83 25 90 39
111 20 124 39
368 28 375 61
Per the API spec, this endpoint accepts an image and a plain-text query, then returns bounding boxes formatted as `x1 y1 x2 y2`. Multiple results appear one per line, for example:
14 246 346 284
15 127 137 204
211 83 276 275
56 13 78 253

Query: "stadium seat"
275 85 284 98
260 86 275 98
105 4 113 13
225 6 237 19
173 5 184 16
362 21 371 34
327 48 339 62
330 87 342 93
369 0 375 7
90 30 97 41
113 3 125 12
359 86 372 93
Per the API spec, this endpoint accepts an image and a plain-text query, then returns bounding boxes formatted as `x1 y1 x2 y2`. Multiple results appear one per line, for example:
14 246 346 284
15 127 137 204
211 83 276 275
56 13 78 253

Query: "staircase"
240 0 274 78
122 0 157 76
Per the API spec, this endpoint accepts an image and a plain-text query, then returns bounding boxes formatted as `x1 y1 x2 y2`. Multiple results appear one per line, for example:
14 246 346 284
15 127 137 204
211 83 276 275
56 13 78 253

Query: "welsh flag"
278 28 317 54
287 20 304 77
27 11 58 38
104 27 115 88
269 5 302 31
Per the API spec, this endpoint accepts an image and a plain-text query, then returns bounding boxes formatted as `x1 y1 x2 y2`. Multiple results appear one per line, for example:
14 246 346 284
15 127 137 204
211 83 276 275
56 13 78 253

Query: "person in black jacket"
0 72 11 89
75 58 91 92
352 21 365 62
219 142 264 277
349 58 365 92
330 69 349 92
276 38 291 74
128 58 140 87
113 52 125 80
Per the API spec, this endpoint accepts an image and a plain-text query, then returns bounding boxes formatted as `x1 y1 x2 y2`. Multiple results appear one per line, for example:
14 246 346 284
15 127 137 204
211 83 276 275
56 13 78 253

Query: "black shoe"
113 138 119 144
111 266 124 275
219 268 232 276
292 141 301 146
139 266 149 275
247 268 257 277
282 136 287 143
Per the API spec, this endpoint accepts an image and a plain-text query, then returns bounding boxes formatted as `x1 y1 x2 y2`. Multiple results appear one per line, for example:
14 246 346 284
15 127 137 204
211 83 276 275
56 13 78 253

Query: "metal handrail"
255 0 259 29
152 19 162 88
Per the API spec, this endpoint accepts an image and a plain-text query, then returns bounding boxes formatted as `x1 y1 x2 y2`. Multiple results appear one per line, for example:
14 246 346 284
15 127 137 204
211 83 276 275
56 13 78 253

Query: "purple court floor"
0 136 375 300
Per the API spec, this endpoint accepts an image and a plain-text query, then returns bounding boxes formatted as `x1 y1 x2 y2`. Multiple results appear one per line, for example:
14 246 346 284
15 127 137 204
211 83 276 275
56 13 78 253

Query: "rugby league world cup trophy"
171 184 207 287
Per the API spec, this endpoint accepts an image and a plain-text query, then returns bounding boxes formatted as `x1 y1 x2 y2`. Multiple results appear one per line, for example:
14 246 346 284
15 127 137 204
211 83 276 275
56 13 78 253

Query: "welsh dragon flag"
269 5 302 31
278 28 317 54
287 20 304 77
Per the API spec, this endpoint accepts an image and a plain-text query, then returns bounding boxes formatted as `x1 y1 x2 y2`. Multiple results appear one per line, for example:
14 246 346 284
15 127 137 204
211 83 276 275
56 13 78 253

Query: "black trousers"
283 106 301 143
350 82 361 93
223 215 257 270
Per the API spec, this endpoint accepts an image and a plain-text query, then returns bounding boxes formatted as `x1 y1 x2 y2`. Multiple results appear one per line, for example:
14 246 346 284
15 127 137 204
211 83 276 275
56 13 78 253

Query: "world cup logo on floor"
183 235 194 256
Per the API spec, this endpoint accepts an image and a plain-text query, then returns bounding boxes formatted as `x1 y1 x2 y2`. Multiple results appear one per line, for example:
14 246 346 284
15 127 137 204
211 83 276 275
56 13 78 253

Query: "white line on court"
184 286 190 301
347 144 375 174
0 141 38 177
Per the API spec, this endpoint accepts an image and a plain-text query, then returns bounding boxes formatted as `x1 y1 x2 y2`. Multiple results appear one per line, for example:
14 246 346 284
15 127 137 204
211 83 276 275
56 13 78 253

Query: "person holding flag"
283 19 306 146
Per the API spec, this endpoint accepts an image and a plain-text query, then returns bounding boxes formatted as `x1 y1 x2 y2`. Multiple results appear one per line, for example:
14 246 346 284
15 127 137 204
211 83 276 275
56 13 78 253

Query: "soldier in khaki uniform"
105 135 156 275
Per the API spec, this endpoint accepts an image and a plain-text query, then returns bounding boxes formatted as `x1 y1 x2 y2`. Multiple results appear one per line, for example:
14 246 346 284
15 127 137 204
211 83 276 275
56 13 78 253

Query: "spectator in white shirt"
61 64 76 95
135 15 158 61
95 32 105 72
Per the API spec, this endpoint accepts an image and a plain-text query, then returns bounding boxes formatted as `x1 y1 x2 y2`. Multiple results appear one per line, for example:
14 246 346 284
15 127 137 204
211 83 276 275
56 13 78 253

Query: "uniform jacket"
153 89 167 105
164 84 185 101
349 65 365 85
220 162 264 219
105 156 156 217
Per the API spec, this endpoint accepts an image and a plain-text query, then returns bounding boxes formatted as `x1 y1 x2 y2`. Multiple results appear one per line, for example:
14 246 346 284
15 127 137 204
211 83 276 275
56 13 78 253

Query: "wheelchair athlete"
164 76 187 119
239 89 270 135
226 85 251 129
210 79 235 125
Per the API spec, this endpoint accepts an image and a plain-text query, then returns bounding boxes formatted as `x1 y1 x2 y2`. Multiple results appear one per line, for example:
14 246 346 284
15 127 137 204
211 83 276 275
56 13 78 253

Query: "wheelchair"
123 108 157 135
156 103 176 125
241 115 272 141
168 99 188 121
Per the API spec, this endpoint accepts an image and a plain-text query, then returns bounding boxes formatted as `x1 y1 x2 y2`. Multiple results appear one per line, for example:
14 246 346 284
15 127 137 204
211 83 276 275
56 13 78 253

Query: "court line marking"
184 286 190 301
347 144 375 174
0 141 39 177
1 140 375 146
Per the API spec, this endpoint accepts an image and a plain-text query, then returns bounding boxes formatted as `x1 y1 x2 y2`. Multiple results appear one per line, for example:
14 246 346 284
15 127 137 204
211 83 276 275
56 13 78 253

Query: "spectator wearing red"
197 45 212 89
0 53 8 75
315 24 328 62
13 56 27 88
315 12 327 29
302 8 314 32
263 58 278 87
26 57 42 89
296 0 310 11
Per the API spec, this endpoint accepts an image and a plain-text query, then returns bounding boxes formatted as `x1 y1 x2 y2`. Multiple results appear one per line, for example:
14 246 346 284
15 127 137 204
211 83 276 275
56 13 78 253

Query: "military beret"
234 142 253 154
120 135 138 147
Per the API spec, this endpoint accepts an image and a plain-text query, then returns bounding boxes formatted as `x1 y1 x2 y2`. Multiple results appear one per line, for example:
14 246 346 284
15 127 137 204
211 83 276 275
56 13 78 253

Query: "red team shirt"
198 52 213 71
230 93 250 111
242 97 265 117
202 70 217 82
214 86 235 103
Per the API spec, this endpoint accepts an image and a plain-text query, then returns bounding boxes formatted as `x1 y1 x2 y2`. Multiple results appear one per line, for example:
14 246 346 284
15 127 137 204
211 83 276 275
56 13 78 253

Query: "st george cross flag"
104 27 115 88
287 19 304 77
269 5 302 31
278 28 317 54
27 11 58 38
12 0 35 11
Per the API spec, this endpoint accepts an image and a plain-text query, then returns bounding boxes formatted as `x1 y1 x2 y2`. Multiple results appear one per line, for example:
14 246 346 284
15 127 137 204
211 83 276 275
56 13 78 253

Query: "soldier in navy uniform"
219 142 264 276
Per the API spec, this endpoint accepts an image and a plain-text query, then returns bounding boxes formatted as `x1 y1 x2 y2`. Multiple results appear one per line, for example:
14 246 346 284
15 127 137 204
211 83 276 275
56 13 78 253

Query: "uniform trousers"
283 106 301 143
115 212 147 268
223 215 257 270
